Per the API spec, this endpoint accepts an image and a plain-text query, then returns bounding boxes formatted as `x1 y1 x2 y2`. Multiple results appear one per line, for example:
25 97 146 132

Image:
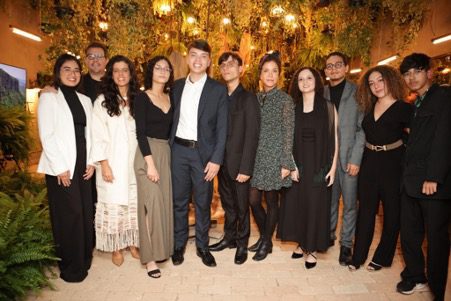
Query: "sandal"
146 261 161 278
305 252 317 269
367 261 383 271
147 269 161 278
348 264 360 272
291 245 304 259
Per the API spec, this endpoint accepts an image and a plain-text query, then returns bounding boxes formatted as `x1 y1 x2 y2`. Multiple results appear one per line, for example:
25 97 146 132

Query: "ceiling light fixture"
377 55 398 65
10 26 42 42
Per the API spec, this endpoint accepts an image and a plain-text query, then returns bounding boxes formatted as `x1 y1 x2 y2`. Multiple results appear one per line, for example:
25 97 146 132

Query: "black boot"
252 240 272 261
248 237 263 252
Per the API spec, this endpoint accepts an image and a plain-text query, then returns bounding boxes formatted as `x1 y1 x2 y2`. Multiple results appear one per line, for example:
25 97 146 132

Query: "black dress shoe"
234 247 248 265
248 237 263 252
196 248 217 267
339 246 352 266
171 247 185 266
209 239 237 252
252 241 272 261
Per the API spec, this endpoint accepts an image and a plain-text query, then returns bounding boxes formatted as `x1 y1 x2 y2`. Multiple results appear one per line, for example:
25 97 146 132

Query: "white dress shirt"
175 73 208 141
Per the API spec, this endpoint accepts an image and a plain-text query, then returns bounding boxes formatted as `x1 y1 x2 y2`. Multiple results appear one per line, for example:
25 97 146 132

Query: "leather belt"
174 136 198 148
365 139 403 152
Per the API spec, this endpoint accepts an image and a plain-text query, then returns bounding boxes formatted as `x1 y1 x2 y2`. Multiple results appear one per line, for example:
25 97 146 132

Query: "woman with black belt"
349 65 413 271
37 54 95 282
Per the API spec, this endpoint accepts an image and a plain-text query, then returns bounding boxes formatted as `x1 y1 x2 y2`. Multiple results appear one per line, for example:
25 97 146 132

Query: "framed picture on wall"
0 62 27 106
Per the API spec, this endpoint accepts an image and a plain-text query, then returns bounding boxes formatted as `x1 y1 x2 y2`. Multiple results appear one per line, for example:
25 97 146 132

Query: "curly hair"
289 67 324 104
101 55 139 117
357 65 408 113
144 56 174 93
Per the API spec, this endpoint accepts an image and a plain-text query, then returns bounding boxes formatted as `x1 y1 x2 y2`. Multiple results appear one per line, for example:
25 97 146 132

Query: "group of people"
37 39 450 301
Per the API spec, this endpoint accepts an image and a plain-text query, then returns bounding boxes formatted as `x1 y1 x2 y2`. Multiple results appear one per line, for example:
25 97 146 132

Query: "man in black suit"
170 40 228 267
208 52 260 264
396 53 451 301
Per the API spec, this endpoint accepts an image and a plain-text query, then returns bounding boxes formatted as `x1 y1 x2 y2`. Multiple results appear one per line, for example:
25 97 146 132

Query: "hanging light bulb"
153 0 173 16
222 17 231 25
186 16 196 24
270 5 285 17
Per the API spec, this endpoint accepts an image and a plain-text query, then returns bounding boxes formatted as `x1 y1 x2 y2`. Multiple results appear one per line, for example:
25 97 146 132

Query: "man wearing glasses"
208 52 260 264
324 52 365 266
80 42 109 103
396 53 451 301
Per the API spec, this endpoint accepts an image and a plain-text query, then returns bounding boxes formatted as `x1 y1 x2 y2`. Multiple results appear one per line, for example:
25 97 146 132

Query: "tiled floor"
27 215 449 301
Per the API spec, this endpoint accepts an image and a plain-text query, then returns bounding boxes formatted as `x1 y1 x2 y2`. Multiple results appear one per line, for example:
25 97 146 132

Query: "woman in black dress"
134 56 174 278
37 54 95 282
278 67 338 269
348 65 413 271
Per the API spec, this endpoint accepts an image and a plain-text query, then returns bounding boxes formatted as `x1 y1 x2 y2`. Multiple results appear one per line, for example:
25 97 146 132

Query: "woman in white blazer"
91 55 140 266
37 54 95 282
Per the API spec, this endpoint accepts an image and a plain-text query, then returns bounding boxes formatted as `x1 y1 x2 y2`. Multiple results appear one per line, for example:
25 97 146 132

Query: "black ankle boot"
248 237 263 252
252 241 272 261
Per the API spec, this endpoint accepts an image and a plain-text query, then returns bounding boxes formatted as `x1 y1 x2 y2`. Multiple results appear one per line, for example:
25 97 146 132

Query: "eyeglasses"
86 54 105 61
402 68 425 78
219 61 238 70
61 67 81 74
154 65 172 73
326 62 345 70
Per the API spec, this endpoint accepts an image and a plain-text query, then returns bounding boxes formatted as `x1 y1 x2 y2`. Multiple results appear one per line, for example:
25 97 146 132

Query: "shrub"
0 189 58 301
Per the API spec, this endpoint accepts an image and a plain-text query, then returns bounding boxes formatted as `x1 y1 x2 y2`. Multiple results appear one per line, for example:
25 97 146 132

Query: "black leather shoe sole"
291 252 304 259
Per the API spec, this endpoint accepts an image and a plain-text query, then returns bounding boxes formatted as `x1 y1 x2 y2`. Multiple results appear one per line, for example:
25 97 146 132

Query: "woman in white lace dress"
91 55 140 266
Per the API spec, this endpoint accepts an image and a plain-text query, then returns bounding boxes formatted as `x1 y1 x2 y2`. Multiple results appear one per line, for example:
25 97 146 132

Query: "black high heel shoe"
248 237 263 252
252 241 272 261
305 252 317 269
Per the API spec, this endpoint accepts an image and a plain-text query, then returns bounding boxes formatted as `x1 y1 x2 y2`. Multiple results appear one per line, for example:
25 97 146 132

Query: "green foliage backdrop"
38 0 428 88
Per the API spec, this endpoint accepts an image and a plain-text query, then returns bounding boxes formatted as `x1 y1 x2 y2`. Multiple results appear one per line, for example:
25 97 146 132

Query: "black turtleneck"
329 79 346 109
60 85 86 138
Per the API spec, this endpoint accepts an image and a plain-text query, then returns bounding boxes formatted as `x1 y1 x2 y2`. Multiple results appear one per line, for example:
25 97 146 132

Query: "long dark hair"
289 67 324 104
53 54 82 89
144 56 174 93
101 55 139 117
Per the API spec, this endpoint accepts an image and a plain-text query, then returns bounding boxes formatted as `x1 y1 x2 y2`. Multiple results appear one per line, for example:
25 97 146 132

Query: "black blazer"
170 76 228 166
403 84 451 199
224 84 260 178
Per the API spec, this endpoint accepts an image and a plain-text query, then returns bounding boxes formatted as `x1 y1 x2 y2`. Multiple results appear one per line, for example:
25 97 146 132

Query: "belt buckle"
374 145 385 152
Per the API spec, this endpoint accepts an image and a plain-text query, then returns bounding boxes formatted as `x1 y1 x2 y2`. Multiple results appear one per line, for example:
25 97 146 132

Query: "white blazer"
37 89 93 179
91 94 137 205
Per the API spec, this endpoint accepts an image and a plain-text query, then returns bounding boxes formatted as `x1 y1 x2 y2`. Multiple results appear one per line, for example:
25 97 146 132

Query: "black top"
362 100 413 146
134 91 173 157
60 85 86 139
78 73 102 103
329 79 346 109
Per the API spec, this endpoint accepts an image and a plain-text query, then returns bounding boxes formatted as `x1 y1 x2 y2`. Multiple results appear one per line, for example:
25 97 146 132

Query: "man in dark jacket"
397 53 451 301
208 52 260 265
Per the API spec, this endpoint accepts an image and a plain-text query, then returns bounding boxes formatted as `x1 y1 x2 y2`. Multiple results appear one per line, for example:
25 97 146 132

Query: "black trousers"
46 140 93 282
400 191 450 301
172 143 213 249
217 165 250 247
352 178 400 266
